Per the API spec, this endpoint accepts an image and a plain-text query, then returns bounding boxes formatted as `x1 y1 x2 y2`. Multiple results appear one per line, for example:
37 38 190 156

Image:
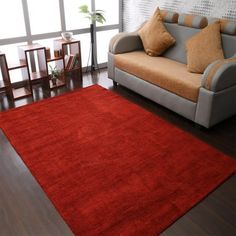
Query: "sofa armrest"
109 32 143 54
202 57 236 92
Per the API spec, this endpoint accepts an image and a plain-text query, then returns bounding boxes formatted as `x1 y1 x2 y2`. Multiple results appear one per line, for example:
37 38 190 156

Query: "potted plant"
49 65 62 85
79 4 106 71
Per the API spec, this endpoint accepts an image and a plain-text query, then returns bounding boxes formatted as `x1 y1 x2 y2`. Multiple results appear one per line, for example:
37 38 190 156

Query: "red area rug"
0 85 235 235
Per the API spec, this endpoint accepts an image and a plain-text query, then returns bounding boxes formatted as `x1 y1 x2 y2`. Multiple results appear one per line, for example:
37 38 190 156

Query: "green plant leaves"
95 13 106 24
79 4 106 24
79 5 89 14
49 65 61 77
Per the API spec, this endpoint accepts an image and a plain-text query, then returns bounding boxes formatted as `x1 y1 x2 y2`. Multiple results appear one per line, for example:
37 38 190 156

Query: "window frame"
0 0 122 68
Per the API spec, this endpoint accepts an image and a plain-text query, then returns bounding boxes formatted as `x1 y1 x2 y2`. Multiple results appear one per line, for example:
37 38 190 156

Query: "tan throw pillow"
138 8 176 56
186 21 224 73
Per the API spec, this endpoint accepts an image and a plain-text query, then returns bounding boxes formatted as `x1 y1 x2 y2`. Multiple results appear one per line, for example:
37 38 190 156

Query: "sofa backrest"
163 23 236 65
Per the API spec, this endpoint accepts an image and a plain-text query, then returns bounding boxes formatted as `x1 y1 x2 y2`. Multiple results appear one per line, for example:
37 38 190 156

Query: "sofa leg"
113 81 118 87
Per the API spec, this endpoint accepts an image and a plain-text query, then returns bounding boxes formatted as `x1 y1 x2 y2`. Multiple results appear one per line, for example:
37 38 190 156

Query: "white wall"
123 0 236 31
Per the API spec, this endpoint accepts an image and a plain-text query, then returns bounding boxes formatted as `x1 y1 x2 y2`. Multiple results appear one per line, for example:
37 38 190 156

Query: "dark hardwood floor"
0 130 73 236
0 69 235 236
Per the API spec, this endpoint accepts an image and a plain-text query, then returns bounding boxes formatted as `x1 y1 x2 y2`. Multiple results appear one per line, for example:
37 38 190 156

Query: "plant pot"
51 77 57 86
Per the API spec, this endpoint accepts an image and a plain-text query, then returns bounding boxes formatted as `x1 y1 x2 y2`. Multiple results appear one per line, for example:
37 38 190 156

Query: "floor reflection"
0 69 112 112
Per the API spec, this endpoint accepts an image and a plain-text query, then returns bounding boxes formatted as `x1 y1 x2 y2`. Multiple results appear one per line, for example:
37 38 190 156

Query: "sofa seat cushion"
114 51 202 102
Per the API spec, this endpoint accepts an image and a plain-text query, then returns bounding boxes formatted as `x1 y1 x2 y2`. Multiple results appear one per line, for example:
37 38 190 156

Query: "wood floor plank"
0 130 74 236
161 175 236 236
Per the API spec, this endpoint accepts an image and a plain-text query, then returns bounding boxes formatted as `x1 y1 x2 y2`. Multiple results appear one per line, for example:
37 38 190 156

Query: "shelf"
8 59 27 70
0 41 82 101
18 43 45 52
53 39 82 81
30 71 48 80
0 80 8 89
53 38 77 44
49 77 66 89
65 67 81 73
47 56 63 62
12 87 32 100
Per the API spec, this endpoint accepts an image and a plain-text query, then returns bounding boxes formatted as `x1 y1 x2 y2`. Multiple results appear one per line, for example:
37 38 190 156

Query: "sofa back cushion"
178 13 208 29
220 19 236 35
160 10 179 23
222 34 236 58
208 18 236 35
163 23 236 65
163 23 200 64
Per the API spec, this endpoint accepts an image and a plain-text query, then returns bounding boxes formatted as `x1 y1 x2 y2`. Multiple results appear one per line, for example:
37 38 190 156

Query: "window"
27 0 61 35
0 0 121 71
95 0 119 26
64 0 91 30
97 30 119 64
0 0 26 39
73 34 91 67
0 43 26 65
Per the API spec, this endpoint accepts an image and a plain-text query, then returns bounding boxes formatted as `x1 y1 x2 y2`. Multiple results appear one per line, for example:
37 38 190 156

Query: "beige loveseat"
108 11 236 128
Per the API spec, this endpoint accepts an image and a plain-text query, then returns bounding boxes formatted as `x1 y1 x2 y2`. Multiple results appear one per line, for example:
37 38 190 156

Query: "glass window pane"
73 33 90 67
0 0 26 39
33 38 61 56
0 43 26 66
97 29 119 64
64 0 91 30
27 0 61 35
95 0 119 26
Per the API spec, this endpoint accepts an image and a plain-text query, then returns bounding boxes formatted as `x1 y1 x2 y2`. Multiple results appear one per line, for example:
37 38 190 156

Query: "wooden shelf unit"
0 53 13 99
18 44 49 82
0 80 7 88
47 59 65 90
12 87 32 100
0 39 83 99
8 59 27 71
6 52 32 99
49 75 66 89
53 39 82 80
47 56 63 63
30 71 48 81
15 44 50 94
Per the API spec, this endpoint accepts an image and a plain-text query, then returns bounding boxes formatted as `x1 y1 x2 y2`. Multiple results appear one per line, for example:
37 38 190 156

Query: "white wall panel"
123 0 236 31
